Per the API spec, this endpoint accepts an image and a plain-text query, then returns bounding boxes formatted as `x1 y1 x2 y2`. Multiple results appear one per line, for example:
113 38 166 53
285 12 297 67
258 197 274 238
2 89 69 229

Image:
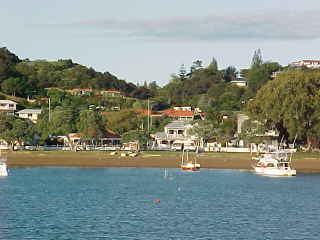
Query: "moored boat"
0 162 8 177
253 151 296 176
0 152 8 177
180 149 200 171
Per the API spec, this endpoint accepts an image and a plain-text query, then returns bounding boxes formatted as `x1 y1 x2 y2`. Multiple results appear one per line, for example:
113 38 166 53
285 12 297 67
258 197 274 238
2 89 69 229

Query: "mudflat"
5 151 320 173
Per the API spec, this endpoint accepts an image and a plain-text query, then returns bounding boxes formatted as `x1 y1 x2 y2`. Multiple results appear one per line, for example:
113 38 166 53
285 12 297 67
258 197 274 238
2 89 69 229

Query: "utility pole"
48 98 51 122
147 98 150 133
147 98 150 149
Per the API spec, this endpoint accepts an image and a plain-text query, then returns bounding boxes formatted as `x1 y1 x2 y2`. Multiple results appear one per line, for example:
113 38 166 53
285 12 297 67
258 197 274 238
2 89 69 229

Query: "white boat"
253 151 296 176
180 149 200 171
0 152 8 177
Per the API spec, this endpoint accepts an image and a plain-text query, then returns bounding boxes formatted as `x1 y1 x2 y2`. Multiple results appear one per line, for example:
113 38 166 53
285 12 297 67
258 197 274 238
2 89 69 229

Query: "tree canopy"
246 69 320 148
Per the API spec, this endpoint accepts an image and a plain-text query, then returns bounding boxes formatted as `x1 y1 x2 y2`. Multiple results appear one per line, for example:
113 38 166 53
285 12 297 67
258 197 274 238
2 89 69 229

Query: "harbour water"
1 167 320 239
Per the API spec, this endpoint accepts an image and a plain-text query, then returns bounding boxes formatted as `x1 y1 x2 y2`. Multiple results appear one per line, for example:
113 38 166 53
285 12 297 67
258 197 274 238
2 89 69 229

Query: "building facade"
17 109 42 123
0 100 17 115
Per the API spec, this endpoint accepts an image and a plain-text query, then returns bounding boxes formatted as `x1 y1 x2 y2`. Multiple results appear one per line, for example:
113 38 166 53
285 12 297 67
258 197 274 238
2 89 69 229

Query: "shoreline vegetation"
5 151 320 173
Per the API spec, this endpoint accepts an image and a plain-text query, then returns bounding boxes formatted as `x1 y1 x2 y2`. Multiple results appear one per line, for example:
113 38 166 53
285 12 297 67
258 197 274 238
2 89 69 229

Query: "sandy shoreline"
5 151 320 173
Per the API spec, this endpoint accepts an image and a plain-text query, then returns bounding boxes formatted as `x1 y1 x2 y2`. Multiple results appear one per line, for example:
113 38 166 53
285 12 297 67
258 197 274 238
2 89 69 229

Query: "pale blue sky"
1 0 320 85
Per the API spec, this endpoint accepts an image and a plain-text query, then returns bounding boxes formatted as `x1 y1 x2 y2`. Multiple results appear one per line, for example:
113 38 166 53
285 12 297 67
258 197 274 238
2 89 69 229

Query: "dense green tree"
246 69 320 149
77 110 106 140
223 66 237 82
0 114 34 150
197 94 210 111
1 77 30 97
0 47 20 82
130 86 153 99
246 61 282 95
190 115 236 145
122 130 150 146
208 57 218 71
251 49 263 68
178 64 187 81
161 75 184 105
148 81 159 96
132 100 144 109
104 109 143 135
36 106 78 143
190 119 218 142
191 60 203 72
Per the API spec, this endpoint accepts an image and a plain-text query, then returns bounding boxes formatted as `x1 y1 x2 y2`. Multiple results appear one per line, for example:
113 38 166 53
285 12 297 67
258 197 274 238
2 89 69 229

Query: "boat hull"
181 163 200 171
181 166 200 171
254 167 296 176
0 163 8 177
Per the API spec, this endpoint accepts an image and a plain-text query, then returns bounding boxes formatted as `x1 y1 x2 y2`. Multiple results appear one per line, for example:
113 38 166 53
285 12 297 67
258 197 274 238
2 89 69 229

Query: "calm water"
1 168 320 240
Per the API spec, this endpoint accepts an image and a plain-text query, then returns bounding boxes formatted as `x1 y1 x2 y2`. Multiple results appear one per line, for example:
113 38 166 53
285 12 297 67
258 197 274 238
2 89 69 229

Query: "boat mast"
289 134 298 162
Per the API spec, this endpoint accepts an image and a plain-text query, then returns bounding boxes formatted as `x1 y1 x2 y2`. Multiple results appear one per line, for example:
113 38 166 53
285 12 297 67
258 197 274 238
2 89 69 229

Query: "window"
9 104 14 108
168 130 174 134
177 130 184 135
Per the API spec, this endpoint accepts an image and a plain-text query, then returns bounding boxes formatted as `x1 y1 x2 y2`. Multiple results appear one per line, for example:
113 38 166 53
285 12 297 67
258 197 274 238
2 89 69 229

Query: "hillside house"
163 107 204 121
230 79 247 87
67 88 93 96
17 109 42 123
231 73 247 87
290 60 320 69
100 90 123 98
66 130 121 147
151 121 198 149
0 100 17 115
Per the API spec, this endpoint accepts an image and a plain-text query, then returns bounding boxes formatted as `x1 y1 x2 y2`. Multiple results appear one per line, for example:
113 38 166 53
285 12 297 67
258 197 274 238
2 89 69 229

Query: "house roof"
68 130 121 139
17 109 42 114
104 129 121 139
0 100 17 104
163 109 194 117
68 133 82 139
152 132 167 139
165 121 191 129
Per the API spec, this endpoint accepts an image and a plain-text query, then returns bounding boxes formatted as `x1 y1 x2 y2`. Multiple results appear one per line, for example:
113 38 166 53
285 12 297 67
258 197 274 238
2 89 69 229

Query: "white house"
230 79 247 87
0 100 17 115
17 109 42 123
290 60 320 69
151 121 198 150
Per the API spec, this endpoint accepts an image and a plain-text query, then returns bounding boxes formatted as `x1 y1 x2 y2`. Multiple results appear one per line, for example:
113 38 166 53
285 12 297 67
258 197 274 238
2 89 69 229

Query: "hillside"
0 47 137 98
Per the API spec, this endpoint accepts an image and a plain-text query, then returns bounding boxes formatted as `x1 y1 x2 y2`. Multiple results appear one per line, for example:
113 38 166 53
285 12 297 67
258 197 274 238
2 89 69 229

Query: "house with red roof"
162 106 205 121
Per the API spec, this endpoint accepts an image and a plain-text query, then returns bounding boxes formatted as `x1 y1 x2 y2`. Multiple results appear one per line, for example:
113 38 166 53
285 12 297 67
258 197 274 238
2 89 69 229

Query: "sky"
1 0 320 86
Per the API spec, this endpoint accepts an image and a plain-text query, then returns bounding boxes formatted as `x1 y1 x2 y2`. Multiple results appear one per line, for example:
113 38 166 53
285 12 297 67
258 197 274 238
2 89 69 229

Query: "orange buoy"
154 199 161 203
